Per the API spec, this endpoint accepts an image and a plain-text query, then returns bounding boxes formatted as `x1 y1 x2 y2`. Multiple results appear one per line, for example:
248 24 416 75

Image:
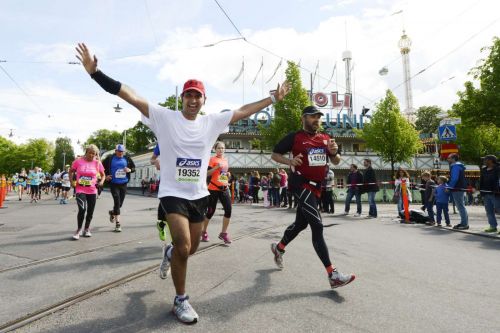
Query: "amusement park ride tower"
342 49 353 118
398 30 416 123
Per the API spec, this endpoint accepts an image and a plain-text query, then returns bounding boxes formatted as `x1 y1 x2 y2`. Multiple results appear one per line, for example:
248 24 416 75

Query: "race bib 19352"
307 147 327 166
175 158 202 183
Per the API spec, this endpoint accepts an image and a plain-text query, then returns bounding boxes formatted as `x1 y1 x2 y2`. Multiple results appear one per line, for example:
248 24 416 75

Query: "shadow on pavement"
35 269 346 332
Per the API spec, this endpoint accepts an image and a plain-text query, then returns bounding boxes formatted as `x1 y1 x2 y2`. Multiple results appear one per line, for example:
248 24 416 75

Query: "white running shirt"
142 104 233 200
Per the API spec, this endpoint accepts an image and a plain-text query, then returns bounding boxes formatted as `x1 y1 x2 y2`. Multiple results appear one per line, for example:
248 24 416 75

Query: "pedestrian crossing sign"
438 125 457 141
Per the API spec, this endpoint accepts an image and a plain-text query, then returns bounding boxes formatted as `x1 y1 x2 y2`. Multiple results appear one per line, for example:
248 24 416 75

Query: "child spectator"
431 176 451 227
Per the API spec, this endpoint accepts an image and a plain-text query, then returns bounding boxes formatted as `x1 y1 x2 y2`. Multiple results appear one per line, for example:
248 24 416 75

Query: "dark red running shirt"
273 130 332 197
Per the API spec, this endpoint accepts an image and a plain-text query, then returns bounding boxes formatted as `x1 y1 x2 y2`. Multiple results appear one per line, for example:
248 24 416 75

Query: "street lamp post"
62 152 66 169
123 129 126 150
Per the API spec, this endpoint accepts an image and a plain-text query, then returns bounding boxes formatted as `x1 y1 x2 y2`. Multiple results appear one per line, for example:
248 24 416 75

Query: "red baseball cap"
182 79 206 96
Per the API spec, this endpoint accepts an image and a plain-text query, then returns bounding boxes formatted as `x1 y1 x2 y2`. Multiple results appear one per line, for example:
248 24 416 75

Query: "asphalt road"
1 191 499 332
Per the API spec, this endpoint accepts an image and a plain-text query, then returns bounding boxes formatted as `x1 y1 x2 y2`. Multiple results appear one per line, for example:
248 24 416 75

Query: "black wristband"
90 70 122 95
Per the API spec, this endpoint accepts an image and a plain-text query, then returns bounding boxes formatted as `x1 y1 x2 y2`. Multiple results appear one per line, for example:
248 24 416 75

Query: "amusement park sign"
228 92 366 134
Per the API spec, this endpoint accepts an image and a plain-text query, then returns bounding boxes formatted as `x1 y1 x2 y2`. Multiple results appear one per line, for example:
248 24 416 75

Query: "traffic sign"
438 125 457 141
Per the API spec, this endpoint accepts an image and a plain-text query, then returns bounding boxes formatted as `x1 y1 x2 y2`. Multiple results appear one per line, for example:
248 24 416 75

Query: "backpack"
399 209 433 223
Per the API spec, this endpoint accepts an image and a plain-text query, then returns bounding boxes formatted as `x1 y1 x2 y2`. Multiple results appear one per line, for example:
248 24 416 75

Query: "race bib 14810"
175 158 202 183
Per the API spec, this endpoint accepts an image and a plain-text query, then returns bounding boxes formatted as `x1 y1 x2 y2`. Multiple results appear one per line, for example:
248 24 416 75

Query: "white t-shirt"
53 172 62 183
142 104 234 200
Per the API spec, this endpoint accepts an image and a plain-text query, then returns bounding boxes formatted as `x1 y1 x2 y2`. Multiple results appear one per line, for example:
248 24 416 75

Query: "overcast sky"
1 0 498 154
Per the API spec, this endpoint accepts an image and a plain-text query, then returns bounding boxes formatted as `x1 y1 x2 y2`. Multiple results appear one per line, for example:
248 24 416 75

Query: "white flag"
265 58 282 84
252 58 264 85
323 63 336 89
232 60 244 83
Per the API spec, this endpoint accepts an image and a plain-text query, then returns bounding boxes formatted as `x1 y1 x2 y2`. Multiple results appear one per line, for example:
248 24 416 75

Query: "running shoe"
109 210 115 223
353 213 361 217
83 229 92 237
72 229 81 240
157 221 166 241
329 270 356 289
114 223 122 232
483 226 498 233
160 243 172 279
218 232 232 244
172 295 198 324
201 231 209 242
270 243 284 269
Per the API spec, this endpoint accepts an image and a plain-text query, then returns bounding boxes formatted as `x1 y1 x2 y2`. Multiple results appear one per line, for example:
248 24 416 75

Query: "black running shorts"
159 196 209 223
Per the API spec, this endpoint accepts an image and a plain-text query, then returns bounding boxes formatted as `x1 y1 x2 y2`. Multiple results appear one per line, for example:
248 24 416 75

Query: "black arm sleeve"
273 132 296 155
90 70 122 95
102 156 111 177
127 156 136 173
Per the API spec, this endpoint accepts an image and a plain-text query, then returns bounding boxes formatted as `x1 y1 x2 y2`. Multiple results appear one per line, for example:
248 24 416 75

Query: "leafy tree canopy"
415 105 443 134
355 90 423 176
259 61 310 149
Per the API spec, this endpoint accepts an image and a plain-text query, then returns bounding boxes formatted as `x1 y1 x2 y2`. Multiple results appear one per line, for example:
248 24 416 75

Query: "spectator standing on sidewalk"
271 169 281 207
430 176 451 227
343 164 363 216
394 168 412 217
362 159 379 218
261 175 270 207
479 155 500 233
447 154 469 230
322 167 335 214
279 168 288 207
421 171 436 225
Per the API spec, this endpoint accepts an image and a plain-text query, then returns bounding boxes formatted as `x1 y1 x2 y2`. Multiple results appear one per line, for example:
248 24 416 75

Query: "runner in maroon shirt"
270 105 355 289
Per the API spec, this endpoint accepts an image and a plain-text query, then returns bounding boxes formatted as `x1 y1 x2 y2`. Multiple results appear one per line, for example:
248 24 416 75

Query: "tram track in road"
0 237 151 274
0 223 286 332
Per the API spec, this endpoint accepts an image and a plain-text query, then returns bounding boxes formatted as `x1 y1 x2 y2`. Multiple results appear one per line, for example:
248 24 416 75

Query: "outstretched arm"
75 43 149 117
230 81 290 124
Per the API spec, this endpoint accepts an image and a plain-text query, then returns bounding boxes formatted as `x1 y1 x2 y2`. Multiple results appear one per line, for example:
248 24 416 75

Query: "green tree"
415 105 443 134
455 123 500 166
159 94 183 110
53 137 75 172
125 121 156 154
0 136 18 175
20 138 55 172
84 129 122 152
453 37 500 127
355 90 423 176
259 61 310 149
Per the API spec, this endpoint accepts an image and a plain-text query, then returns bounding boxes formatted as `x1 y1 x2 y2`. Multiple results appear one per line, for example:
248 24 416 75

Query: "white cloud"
2 0 499 153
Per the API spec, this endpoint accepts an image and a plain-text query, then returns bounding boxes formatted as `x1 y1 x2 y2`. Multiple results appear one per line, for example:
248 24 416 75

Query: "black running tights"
76 193 97 229
279 188 332 268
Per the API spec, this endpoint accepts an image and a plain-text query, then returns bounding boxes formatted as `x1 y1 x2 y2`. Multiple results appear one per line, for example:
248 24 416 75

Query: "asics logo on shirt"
308 147 326 154
176 158 201 168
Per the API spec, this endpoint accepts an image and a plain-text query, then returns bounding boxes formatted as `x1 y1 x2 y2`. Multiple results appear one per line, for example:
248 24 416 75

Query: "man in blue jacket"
102 144 136 232
447 153 469 230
